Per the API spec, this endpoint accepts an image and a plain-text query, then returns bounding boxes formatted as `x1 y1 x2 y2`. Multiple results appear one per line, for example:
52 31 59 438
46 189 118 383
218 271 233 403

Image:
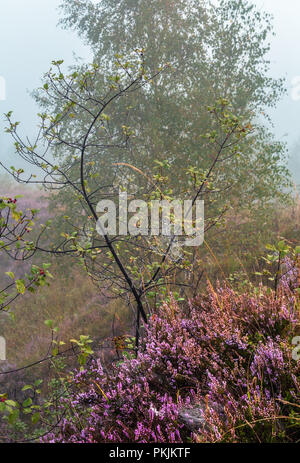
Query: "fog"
256 0 300 178
0 0 299 177
0 0 91 161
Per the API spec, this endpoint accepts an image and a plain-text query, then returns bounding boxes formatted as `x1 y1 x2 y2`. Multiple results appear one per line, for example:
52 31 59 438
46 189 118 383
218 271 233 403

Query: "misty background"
0 0 299 182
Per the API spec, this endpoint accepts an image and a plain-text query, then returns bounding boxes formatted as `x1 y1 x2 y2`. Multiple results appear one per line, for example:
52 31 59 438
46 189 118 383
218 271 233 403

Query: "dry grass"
0 263 131 370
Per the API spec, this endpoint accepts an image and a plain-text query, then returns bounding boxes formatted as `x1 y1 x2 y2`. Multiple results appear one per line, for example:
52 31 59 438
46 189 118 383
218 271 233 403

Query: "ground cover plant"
41 262 300 443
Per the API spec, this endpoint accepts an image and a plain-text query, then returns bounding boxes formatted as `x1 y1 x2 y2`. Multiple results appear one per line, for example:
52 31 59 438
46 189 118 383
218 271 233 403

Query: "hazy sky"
256 0 300 154
0 0 299 173
0 0 91 158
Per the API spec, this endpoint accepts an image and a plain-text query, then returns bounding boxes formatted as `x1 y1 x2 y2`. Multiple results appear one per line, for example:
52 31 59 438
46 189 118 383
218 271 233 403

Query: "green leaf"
8 408 19 424
5 272 15 280
52 347 59 357
44 320 54 329
34 379 43 387
42 263 52 270
32 412 40 424
15 280 26 294
5 400 18 408
22 385 33 392
22 398 32 408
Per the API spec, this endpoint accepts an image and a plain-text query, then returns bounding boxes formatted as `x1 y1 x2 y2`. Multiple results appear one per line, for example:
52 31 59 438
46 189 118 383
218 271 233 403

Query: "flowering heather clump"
45 283 300 443
280 257 300 292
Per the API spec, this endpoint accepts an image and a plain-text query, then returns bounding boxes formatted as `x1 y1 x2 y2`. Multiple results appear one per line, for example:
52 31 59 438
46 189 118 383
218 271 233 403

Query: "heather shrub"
44 282 300 443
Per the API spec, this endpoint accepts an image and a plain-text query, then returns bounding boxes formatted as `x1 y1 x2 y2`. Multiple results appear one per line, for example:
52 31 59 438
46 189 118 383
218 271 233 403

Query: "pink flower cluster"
45 282 300 443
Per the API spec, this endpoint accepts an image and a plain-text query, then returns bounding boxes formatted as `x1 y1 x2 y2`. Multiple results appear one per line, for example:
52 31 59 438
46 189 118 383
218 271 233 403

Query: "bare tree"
1 53 253 348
